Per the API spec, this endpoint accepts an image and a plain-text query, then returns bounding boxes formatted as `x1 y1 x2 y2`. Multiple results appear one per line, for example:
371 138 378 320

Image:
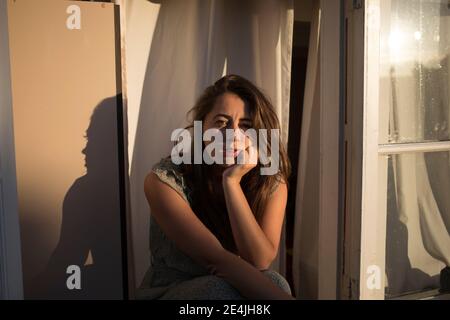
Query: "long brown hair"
180 74 291 252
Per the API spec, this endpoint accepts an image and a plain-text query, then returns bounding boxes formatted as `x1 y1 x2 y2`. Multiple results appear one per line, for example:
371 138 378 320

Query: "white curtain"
126 0 294 289
292 0 320 299
381 0 450 296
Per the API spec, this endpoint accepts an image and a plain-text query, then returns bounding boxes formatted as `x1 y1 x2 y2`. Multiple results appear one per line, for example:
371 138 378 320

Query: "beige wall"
8 0 125 299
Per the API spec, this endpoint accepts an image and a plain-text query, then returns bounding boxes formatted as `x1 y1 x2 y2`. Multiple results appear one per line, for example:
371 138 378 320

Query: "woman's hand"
222 134 258 183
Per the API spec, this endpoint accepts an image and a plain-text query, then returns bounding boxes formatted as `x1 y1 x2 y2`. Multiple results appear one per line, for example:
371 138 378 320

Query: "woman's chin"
216 162 233 168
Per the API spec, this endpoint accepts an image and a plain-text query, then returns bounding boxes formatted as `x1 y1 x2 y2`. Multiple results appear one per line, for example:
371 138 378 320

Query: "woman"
139 74 293 299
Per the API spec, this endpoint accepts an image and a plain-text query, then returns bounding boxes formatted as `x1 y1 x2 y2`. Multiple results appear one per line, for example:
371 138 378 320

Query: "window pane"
380 0 450 144
384 151 450 298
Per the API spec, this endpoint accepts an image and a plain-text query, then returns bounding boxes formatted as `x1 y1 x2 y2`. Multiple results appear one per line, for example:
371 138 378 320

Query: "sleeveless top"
137 156 280 299
137 157 209 299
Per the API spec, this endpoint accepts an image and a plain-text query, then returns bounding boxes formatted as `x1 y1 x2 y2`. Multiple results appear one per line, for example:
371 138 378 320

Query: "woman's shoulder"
151 156 182 173
268 174 287 198
148 156 190 203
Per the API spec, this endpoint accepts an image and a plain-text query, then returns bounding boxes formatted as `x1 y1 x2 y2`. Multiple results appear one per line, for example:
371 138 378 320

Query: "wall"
7 0 125 299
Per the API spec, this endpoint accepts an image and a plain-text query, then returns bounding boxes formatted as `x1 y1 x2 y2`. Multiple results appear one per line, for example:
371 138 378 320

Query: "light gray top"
137 157 208 299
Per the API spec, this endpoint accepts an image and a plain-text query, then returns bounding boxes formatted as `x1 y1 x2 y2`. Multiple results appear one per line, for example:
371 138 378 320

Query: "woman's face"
203 92 253 166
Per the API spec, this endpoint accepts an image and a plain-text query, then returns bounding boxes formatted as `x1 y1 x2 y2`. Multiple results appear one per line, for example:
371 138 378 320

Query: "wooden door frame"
318 0 345 300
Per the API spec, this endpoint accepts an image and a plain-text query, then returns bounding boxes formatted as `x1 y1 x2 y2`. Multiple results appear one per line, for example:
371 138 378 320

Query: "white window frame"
0 0 23 300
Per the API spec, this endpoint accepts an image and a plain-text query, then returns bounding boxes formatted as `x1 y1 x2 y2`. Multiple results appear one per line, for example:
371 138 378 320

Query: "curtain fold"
386 71 450 295
127 0 294 288
386 65 450 295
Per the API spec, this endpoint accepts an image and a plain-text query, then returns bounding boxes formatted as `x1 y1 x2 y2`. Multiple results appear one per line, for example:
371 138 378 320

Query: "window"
345 0 450 300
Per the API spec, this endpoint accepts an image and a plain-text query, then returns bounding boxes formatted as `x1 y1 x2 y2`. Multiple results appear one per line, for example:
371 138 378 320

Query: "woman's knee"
162 275 243 300
262 270 292 295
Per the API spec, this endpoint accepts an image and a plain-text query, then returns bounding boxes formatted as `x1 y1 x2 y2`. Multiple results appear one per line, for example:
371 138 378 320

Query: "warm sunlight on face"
203 92 253 166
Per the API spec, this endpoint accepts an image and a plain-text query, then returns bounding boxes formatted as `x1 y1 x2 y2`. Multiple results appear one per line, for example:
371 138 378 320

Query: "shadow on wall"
28 96 124 299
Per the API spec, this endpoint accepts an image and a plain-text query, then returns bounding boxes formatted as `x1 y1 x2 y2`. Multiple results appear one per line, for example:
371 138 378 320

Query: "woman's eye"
215 120 227 127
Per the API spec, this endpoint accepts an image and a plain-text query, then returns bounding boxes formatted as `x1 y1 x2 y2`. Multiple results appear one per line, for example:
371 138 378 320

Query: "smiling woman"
138 74 292 300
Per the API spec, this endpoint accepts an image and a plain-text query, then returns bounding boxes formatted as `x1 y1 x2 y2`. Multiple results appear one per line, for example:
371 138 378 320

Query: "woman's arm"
144 172 293 300
222 177 287 270
221 135 288 270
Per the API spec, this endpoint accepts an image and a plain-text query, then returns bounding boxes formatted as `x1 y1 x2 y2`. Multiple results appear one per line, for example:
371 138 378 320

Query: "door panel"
7 0 126 299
